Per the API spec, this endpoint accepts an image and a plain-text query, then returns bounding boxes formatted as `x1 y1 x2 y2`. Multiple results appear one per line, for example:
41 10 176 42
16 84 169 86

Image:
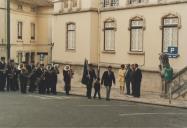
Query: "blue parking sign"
167 47 178 58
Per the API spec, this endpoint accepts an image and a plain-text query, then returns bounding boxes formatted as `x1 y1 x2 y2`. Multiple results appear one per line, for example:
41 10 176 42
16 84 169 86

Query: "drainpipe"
50 42 54 63
7 0 10 62
97 0 101 77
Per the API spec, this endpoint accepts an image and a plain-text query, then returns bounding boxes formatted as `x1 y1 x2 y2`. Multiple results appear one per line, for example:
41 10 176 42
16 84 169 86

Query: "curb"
68 92 187 109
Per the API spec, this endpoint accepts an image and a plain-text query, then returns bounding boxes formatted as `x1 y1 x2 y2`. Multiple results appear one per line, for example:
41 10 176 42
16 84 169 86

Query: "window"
130 19 144 52
31 23 35 40
72 0 77 7
111 0 119 6
64 0 68 8
31 7 37 12
128 0 146 4
162 16 179 53
67 23 76 50
104 21 116 51
103 0 110 7
17 21 23 40
31 52 35 63
17 52 22 64
17 4 23 10
103 0 118 7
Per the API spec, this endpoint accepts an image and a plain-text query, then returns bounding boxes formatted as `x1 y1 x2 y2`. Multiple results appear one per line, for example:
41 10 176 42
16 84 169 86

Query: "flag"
81 59 88 85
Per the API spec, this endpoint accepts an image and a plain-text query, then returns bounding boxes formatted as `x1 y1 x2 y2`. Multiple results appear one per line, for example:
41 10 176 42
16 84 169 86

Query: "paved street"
0 92 187 128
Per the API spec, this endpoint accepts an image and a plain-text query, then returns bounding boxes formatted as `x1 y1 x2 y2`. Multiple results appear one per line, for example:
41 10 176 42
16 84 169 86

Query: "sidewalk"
57 83 187 109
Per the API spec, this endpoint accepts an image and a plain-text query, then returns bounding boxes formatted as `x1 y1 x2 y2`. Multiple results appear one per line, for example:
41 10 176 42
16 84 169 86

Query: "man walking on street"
86 64 96 99
101 66 115 101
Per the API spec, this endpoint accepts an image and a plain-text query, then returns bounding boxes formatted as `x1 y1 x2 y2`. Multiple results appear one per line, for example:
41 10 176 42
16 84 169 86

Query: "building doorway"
17 52 35 64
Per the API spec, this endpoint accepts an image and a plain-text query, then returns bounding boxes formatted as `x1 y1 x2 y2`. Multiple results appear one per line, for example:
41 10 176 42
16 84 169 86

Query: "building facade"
0 0 7 58
52 0 187 93
0 0 53 64
1 0 187 93
52 0 99 65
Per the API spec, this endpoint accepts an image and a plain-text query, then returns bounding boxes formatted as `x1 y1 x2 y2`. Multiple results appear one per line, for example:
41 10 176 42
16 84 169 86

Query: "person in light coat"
118 64 125 94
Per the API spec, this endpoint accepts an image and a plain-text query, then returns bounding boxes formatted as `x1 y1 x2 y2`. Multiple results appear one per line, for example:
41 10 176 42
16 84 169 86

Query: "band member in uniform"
51 64 59 95
45 65 52 94
20 63 29 94
38 64 46 94
28 63 37 93
63 65 73 95
0 57 7 91
7 60 18 91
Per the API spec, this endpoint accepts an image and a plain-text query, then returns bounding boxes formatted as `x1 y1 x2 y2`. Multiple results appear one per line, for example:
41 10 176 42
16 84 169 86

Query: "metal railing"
167 66 187 103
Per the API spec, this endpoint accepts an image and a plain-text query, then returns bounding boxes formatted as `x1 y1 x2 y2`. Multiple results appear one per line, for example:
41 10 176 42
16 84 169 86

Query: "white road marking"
27 95 71 100
119 113 187 116
78 105 135 107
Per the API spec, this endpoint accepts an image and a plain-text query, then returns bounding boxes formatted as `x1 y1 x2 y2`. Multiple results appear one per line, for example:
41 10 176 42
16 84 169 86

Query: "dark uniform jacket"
0 61 6 75
87 69 96 84
101 71 115 86
125 68 132 81
63 70 72 84
134 68 142 84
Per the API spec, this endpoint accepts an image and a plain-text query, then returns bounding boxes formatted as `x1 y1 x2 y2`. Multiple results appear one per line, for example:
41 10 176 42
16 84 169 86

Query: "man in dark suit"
51 65 59 95
63 65 73 95
28 63 37 93
125 64 131 95
101 65 115 101
0 57 7 91
86 64 96 99
134 64 142 97
7 60 18 91
130 64 135 96
20 63 29 94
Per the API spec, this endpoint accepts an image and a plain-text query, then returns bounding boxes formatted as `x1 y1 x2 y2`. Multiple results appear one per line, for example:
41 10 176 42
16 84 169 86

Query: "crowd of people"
0 57 59 95
119 64 142 98
0 56 142 101
81 62 142 101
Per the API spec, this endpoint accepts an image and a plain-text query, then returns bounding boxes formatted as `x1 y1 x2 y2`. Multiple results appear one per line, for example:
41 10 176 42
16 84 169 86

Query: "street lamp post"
97 0 101 78
7 0 11 62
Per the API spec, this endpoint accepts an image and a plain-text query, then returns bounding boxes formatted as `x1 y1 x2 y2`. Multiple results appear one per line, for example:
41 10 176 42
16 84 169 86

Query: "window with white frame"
31 23 35 40
111 0 119 6
67 23 76 50
103 0 110 7
104 20 116 51
103 0 119 7
17 21 23 40
162 16 179 53
130 19 144 52
128 0 146 4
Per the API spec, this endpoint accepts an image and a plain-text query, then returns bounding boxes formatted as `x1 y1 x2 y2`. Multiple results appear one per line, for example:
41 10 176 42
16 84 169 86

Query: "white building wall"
52 13 94 64
0 0 7 58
